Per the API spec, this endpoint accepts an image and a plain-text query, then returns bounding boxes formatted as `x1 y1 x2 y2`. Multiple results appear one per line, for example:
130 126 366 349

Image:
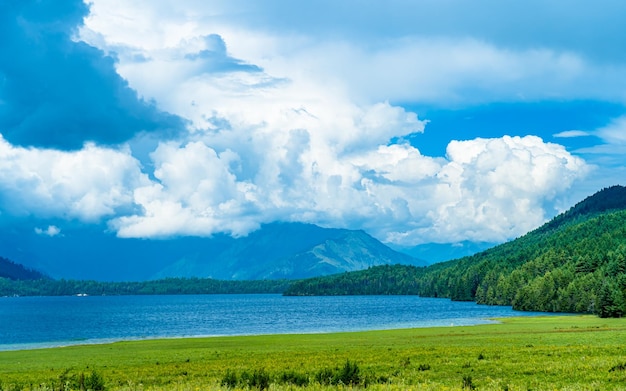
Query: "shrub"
278 370 309 387
337 360 361 386
314 368 335 385
417 363 431 371
315 360 363 386
240 369 270 390
462 375 476 390
85 370 106 391
401 357 411 367
220 369 238 389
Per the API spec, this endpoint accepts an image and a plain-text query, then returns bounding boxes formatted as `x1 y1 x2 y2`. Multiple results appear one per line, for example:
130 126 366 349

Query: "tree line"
0 276 290 297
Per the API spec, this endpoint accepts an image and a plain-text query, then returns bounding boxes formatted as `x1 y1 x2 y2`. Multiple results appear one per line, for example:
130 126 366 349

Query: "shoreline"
0 317 510 352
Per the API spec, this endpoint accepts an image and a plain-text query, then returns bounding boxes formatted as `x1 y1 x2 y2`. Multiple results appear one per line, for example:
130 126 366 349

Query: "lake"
0 294 547 351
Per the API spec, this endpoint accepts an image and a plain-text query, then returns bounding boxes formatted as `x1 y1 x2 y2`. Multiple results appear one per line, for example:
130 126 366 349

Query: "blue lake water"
0 294 548 351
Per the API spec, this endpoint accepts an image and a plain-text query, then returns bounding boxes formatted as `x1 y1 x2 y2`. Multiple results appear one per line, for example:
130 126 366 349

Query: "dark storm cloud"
0 0 184 150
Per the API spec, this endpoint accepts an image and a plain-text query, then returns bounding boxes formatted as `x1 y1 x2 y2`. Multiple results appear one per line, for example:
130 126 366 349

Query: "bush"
417 363 431 371
240 369 270 390
278 370 309 387
55 369 106 391
85 370 106 391
315 360 364 386
462 375 476 390
314 368 335 385
251 369 270 390
337 360 361 385
221 369 238 389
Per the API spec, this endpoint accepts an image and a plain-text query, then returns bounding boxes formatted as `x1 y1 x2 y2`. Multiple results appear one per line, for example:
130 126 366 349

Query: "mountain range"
0 221 425 281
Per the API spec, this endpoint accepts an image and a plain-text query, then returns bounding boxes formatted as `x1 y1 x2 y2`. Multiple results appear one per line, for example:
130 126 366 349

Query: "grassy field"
1 315 625 390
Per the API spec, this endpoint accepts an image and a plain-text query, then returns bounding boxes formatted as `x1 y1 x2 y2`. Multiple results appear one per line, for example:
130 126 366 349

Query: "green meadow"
1 316 625 391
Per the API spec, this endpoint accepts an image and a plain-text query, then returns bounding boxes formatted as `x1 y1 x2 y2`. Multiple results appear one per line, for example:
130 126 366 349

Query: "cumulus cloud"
425 136 589 243
104 131 587 245
72 0 594 245
111 141 261 238
0 135 147 221
0 0 184 150
0 0 597 248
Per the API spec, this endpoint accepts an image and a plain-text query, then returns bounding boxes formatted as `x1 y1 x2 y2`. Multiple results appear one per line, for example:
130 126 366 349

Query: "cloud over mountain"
1 0 621 251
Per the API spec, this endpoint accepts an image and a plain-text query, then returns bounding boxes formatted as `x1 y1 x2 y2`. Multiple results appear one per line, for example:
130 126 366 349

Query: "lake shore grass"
1 315 625 390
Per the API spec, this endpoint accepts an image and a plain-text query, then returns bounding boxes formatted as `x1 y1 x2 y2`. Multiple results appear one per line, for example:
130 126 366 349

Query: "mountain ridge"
537 184 626 233
0 222 425 281
285 185 626 317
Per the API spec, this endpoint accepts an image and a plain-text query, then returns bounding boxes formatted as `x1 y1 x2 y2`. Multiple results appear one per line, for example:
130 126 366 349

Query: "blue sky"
1 0 625 247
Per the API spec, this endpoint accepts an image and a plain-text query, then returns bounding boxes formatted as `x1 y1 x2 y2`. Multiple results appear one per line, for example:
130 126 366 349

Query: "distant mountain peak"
129 222 425 281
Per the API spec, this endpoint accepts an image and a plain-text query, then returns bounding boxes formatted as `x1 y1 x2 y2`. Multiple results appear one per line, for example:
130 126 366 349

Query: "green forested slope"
286 186 626 317
283 264 422 296
0 277 290 297
0 256 48 281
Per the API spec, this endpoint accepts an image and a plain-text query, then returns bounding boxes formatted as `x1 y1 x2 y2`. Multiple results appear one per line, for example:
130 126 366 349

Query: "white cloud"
553 130 591 138
102 132 588 245
111 141 261 238
571 116 626 158
595 116 626 145
0 0 597 248
35 225 62 237
66 0 596 245
425 136 589 243
270 38 604 105
0 136 147 221
81 1 626 111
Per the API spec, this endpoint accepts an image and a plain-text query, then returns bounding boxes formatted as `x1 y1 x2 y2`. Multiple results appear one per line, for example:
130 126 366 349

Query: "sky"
1 0 626 248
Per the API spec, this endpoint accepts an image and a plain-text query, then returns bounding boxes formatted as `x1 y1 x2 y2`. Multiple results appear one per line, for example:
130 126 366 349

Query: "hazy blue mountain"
390 241 496 264
0 221 426 281
154 227 424 280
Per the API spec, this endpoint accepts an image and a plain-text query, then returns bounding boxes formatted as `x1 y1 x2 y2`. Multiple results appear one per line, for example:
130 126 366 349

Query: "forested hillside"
284 265 421 296
286 186 626 318
0 256 48 280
